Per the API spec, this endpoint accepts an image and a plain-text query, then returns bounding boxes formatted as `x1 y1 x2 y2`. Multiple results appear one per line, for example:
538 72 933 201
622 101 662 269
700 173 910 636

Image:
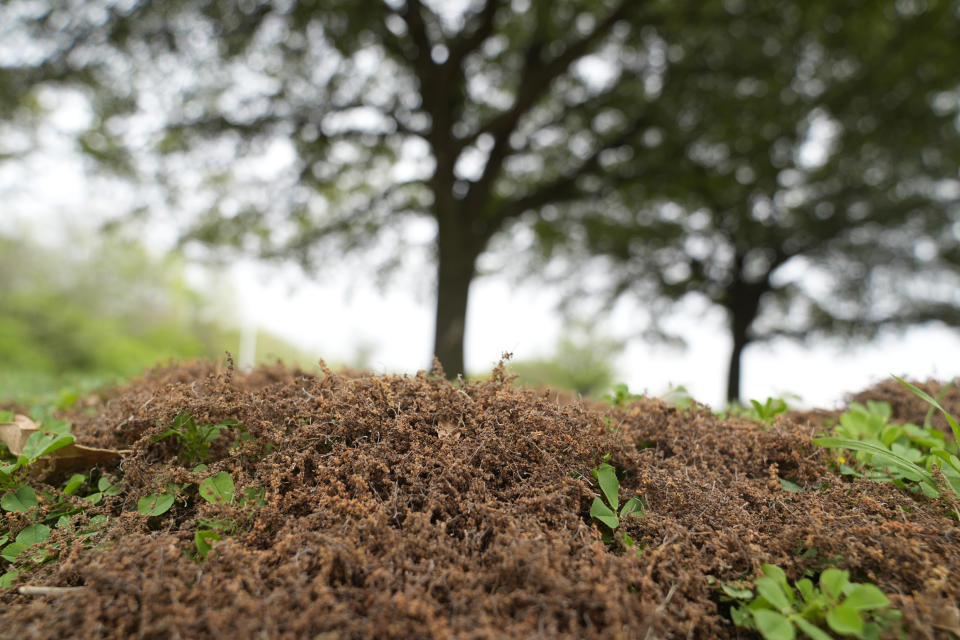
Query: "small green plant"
190 471 267 561
726 564 902 640
719 396 790 425
137 492 176 516
605 383 644 408
154 413 242 464
588 456 645 554
750 397 790 425
199 471 234 505
194 527 222 560
813 377 960 498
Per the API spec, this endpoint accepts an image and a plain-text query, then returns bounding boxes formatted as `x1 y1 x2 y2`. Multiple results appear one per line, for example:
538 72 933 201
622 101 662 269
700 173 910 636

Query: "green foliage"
193 529 221 561
720 397 791 425
137 493 175 517
0 233 320 405
750 397 790 425
198 472 235 505
527 1 960 404
0 421 118 577
813 385 960 498
0 416 76 485
84 477 123 505
0 235 217 400
1 486 37 513
588 457 645 554
154 414 241 465
605 383 644 409
895 376 960 445
508 327 622 397
192 472 263 562
726 564 902 640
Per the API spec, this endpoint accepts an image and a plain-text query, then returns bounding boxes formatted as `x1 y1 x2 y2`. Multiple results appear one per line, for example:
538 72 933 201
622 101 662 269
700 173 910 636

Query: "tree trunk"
726 316 750 404
724 259 770 404
432 225 481 378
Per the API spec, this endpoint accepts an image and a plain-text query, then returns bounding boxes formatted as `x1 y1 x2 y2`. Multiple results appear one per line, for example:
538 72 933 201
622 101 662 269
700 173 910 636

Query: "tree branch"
492 115 648 224
463 1 636 150
461 1 640 215
445 0 503 71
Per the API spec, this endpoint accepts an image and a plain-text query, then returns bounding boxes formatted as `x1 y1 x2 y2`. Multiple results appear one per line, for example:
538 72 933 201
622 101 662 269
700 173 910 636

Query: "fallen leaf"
0 415 129 473
0 414 38 456
436 420 460 441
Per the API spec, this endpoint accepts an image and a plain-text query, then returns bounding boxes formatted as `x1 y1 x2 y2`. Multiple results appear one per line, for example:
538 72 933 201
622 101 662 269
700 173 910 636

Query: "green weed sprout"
750 397 789 425
194 471 250 561
727 564 902 640
199 471 235 505
154 413 241 464
719 396 790 425
194 529 221 560
589 458 645 553
605 383 643 408
813 377 960 498
137 493 175 516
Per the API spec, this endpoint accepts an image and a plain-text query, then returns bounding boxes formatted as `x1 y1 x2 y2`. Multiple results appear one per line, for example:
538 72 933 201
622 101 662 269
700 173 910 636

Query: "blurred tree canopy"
1 0 958 400
528 1 960 401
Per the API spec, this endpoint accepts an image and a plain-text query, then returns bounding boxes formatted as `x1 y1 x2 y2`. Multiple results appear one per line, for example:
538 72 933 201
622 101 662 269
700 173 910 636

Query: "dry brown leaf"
0 414 38 456
0 414 129 473
435 420 460 441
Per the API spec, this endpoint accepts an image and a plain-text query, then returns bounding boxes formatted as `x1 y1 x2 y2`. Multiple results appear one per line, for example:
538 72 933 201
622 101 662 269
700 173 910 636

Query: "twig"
18 585 86 596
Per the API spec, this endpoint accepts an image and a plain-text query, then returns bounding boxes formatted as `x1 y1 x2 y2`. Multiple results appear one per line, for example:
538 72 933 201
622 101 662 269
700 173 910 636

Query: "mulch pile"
1 360 958 638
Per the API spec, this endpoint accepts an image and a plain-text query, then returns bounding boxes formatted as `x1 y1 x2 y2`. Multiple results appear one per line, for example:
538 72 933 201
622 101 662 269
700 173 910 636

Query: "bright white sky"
2 89 959 410
227 258 960 409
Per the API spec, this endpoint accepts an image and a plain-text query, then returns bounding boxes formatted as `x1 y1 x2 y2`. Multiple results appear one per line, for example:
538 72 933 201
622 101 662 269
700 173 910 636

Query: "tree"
528 0 960 402
0 0 696 377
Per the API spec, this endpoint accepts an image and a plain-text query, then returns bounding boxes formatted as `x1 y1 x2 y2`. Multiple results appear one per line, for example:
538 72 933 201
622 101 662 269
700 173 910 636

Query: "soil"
1 360 958 639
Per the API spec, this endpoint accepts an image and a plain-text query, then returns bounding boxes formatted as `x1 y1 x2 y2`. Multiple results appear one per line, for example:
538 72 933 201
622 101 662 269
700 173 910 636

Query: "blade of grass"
812 437 939 495
894 376 960 444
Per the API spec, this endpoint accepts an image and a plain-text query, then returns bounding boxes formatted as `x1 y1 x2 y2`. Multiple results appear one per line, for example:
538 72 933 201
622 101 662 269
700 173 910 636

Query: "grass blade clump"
894 376 960 443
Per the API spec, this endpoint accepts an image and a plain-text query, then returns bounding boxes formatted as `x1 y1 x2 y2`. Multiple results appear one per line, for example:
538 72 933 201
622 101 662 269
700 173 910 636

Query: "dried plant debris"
0 361 957 639
0 415 129 474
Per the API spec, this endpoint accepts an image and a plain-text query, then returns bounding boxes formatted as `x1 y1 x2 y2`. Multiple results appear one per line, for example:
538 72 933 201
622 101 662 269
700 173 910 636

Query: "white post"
238 314 257 371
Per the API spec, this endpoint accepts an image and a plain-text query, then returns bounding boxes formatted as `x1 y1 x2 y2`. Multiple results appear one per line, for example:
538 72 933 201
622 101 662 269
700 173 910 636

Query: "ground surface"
1 361 958 639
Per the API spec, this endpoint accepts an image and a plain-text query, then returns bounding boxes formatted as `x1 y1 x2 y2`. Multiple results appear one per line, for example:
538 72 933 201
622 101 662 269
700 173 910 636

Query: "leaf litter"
0 414 129 473
0 359 957 638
